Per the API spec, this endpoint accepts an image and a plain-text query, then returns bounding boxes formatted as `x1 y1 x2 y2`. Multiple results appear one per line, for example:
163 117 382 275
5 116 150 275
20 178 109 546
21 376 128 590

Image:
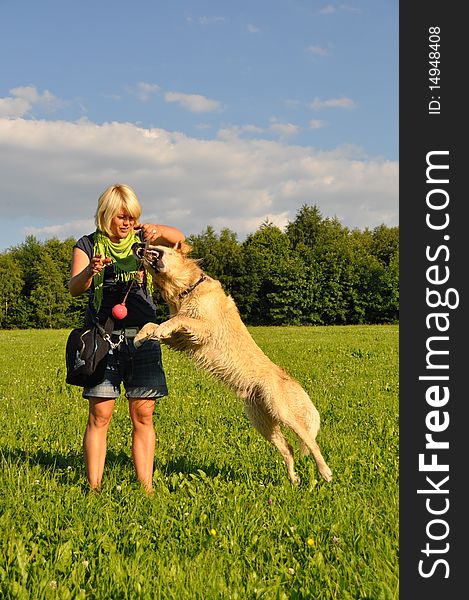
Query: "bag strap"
89 312 114 334
90 314 120 348
100 318 125 350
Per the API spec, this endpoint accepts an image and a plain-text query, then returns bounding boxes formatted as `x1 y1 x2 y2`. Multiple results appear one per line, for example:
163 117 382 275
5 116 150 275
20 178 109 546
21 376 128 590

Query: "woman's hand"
69 248 112 297
136 224 162 243
88 254 112 276
135 223 188 247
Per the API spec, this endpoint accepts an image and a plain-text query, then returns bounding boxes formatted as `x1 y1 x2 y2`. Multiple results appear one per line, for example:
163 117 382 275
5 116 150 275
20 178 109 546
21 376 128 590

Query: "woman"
69 183 187 493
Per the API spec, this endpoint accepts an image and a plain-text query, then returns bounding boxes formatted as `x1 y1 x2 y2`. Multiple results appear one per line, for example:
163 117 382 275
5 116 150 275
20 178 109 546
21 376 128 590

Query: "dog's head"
132 242 187 277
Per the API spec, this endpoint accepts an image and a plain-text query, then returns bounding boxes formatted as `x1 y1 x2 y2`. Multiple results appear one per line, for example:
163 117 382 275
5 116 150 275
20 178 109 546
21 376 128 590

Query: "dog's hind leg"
299 436 332 482
276 414 332 482
269 388 333 483
244 402 300 485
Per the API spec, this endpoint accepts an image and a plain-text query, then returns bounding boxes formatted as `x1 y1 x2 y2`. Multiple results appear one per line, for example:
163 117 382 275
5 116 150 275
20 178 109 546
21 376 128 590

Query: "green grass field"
0 325 398 599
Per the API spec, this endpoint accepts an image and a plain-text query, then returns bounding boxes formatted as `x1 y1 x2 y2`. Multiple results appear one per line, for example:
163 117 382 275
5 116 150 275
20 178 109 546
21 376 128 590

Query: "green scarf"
92 230 145 312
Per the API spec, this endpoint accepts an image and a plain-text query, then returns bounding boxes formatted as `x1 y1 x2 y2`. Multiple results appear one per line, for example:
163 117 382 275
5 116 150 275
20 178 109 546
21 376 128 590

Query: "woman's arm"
68 247 110 297
139 223 191 251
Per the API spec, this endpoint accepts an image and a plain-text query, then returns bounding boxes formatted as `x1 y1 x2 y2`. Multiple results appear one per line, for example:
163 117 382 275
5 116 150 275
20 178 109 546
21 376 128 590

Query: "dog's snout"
132 243 163 266
145 248 163 262
132 242 147 260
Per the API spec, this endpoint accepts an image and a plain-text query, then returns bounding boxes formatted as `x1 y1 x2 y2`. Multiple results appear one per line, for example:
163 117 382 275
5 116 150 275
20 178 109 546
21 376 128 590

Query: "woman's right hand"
69 249 112 297
88 254 112 276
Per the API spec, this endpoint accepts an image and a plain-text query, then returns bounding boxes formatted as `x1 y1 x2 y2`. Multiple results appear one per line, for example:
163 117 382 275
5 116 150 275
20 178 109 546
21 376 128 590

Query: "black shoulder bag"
65 316 114 387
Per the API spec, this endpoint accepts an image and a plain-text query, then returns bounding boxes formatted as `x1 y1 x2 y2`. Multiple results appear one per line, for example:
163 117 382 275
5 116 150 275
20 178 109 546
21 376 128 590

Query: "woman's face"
109 208 135 241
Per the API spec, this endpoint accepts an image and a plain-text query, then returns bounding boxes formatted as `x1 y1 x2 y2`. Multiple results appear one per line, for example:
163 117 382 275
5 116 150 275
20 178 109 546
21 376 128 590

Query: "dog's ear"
173 241 192 254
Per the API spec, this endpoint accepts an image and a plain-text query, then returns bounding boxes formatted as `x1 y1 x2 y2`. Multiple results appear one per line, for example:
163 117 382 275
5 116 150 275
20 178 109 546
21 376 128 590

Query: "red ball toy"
112 303 128 320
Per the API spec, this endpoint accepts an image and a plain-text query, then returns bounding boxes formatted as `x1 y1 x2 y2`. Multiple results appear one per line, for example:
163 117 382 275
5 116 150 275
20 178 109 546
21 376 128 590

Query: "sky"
0 0 398 252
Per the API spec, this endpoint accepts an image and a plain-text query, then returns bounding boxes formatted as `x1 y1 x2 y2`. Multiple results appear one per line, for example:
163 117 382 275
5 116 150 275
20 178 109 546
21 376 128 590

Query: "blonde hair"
94 184 142 236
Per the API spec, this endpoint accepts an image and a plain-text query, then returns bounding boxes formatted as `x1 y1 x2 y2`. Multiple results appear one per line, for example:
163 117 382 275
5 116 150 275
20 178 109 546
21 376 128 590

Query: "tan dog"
133 244 332 485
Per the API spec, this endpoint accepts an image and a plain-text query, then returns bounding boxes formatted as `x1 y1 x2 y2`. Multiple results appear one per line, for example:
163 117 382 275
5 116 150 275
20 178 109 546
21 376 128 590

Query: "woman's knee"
87 398 114 429
129 399 155 428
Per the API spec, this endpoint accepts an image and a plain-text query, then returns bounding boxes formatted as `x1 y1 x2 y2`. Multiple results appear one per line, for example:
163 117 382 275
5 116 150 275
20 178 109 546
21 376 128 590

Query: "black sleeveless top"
74 233 157 328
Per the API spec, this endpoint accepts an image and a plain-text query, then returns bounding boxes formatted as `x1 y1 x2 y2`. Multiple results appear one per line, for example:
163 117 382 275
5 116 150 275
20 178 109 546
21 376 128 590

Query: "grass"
0 325 398 599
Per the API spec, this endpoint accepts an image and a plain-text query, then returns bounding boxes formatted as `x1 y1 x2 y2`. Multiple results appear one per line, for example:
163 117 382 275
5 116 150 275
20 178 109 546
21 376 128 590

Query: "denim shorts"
83 336 168 400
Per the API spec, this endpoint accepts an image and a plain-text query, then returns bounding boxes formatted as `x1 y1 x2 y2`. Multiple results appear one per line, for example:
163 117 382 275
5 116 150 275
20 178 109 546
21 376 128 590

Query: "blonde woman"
69 183 187 493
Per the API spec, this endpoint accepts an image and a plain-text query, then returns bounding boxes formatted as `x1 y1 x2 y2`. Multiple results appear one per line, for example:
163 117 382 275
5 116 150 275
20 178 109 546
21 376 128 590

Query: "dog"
133 243 332 485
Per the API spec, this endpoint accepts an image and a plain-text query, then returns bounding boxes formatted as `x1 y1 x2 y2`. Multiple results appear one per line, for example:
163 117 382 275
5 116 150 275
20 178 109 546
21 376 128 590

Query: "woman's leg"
128 398 156 492
83 397 115 490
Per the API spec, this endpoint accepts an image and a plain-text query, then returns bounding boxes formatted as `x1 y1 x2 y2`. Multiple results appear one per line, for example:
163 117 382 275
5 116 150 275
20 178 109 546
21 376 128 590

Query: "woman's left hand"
134 222 188 249
136 224 162 243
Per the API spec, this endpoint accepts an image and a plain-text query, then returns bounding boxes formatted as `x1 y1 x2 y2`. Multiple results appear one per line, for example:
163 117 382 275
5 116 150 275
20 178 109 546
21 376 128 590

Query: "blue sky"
0 0 398 251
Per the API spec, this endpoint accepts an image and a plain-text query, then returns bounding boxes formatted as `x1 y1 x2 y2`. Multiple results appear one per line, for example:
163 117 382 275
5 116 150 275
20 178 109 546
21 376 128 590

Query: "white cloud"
198 16 226 25
164 91 222 113
306 45 330 56
246 24 260 33
0 118 398 250
309 119 327 129
135 82 160 101
241 124 264 134
24 219 95 240
186 15 226 25
319 4 336 15
217 124 264 140
269 119 301 137
0 86 61 118
319 3 360 16
0 96 31 118
10 86 41 103
310 96 356 110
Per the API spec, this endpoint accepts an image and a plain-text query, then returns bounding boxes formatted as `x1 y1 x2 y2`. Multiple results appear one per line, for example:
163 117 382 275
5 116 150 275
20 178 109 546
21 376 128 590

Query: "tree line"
0 205 398 329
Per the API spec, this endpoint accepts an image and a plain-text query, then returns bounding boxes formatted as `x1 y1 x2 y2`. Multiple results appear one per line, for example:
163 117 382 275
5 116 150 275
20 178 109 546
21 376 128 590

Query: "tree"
237 222 298 324
188 226 243 295
0 253 25 328
286 204 323 251
30 249 71 328
371 224 399 266
45 237 88 327
0 216 399 329
6 236 45 327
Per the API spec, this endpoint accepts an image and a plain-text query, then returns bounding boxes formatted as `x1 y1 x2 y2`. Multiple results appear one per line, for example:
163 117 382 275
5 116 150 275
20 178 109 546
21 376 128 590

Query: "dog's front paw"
154 320 175 340
134 322 160 348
